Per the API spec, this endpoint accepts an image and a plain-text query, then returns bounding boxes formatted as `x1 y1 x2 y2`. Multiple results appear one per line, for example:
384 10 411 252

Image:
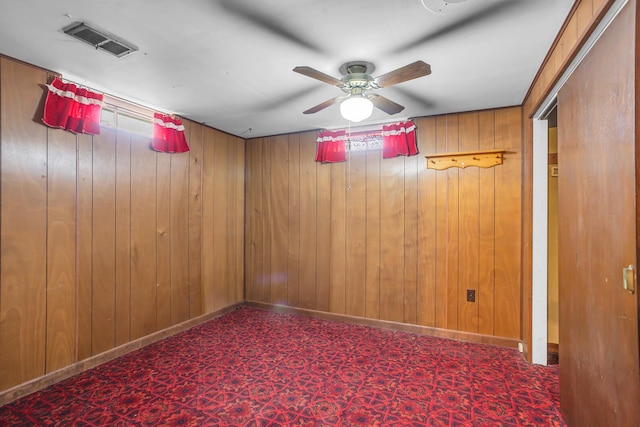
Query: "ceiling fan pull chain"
347 121 352 191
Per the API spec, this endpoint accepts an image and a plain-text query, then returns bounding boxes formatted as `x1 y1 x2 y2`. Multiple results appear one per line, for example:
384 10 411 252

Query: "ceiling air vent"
63 22 138 58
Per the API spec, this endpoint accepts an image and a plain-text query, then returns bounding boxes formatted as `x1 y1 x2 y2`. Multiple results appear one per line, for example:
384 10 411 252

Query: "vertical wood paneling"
478 111 496 335
365 150 381 319
458 112 480 333
261 138 272 303
188 123 203 318
0 57 247 394
244 140 254 300
329 162 347 314
115 133 131 346
199 128 245 313
213 131 229 310
91 128 116 355
243 108 523 342
403 153 419 325
287 134 300 307
234 138 246 303
446 116 460 329
298 133 317 309
45 129 77 372
130 136 157 339
379 156 405 322
270 135 289 305
249 139 264 302
0 58 527 396
315 160 331 312
0 59 47 390
494 107 522 339
416 117 436 327
244 141 259 301
77 133 93 360
226 136 238 304
201 128 216 312
170 148 190 324
156 152 172 331
434 116 449 329
346 152 367 318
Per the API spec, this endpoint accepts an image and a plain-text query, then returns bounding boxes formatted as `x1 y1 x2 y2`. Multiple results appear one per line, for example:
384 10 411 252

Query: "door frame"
530 0 629 365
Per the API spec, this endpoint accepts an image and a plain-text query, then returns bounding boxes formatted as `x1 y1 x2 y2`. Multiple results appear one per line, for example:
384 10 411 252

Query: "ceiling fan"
293 60 431 122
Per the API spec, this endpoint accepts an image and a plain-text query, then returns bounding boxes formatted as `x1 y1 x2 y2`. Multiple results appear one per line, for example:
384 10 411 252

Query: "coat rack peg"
425 149 506 171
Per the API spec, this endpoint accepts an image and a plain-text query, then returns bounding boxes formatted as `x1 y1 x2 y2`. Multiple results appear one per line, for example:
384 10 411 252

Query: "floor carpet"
0 307 565 426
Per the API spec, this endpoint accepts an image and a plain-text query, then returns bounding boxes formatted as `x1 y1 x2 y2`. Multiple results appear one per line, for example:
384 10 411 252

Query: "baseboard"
1 301 523 407
244 301 522 350
0 302 243 406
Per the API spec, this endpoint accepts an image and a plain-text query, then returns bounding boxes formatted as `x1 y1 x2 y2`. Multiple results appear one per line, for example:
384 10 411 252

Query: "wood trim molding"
0 303 243 406
244 301 523 351
524 0 616 117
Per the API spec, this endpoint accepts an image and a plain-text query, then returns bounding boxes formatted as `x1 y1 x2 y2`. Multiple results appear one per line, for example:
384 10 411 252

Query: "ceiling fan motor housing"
340 73 374 93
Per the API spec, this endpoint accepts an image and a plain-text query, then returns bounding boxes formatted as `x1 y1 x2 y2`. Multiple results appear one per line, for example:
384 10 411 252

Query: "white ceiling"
0 0 574 138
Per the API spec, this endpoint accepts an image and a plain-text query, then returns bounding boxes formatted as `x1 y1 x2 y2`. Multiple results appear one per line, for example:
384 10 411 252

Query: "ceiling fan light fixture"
340 96 373 123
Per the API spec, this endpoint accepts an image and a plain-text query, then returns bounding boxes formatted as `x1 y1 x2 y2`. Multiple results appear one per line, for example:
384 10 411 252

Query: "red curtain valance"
382 121 418 159
152 113 190 153
42 77 103 135
316 129 346 163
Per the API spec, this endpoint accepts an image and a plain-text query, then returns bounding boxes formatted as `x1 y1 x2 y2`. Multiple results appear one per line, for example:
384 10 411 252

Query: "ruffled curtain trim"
42 77 103 135
316 129 347 163
382 121 418 159
151 113 190 153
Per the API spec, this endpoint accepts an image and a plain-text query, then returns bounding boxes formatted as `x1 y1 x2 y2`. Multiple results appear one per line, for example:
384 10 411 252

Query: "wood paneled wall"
245 107 522 339
0 57 245 393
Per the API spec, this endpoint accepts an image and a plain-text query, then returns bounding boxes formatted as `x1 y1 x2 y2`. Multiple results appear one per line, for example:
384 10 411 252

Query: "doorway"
532 0 639 424
531 109 555 366
546 108 559 365
530 0 630 367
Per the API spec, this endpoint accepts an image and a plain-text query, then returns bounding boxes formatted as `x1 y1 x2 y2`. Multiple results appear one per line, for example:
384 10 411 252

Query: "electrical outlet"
466 289 476 302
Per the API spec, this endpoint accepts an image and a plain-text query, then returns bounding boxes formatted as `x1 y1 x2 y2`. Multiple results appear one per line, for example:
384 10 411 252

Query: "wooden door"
557 2 640 426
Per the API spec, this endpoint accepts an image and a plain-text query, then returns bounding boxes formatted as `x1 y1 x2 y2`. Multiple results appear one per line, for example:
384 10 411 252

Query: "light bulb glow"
340 96 373 122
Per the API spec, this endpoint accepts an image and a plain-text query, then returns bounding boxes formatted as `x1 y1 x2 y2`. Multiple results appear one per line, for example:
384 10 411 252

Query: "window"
101 104 153 137
346 129 383 152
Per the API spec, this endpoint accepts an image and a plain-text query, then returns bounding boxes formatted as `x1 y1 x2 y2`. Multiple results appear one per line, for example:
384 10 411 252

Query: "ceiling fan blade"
303 97 341 114
374 61 431 88
369 94 405 115
252 86 324 111
394 0 528 53
392 86 436 109
217 0 323 53
294 66 343 87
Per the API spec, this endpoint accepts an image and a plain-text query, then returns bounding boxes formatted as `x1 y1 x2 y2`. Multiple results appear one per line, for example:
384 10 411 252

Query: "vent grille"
63 22 137 58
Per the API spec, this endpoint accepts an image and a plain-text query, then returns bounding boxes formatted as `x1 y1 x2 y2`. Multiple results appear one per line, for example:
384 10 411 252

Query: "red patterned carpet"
0 307 565 426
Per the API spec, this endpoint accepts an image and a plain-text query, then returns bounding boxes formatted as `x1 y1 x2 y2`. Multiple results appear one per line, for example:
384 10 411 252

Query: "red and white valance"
42 77 104 135
152 113 190 153
316 129 347 163
382 121 418 159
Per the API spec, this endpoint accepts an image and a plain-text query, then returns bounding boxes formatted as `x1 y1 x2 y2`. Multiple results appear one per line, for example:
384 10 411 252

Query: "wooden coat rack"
425 149 505 171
